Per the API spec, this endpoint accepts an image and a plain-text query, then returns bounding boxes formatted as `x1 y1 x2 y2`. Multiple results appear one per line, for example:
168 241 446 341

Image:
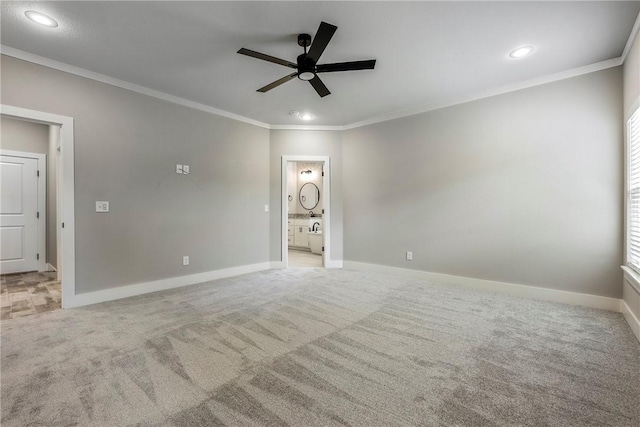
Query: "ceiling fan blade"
238 48 297 69
257 72 298 92
309 75 331 97
316 59 376 73
306 22 337 63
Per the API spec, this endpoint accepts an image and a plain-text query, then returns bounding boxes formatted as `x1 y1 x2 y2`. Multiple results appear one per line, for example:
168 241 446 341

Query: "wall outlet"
264 204 269 212
176 164 183 174
96 201 109 212
182 256 189 266
183 165 190 174
406 251 413 261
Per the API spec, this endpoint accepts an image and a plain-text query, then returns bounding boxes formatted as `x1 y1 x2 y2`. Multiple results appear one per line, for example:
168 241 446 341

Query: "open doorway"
1 105 75 311
1 119 60 317
281 156 331 268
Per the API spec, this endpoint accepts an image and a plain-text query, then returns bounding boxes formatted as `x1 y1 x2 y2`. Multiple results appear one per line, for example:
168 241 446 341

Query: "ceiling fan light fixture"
298 71 315 81
25 10 58 28
509 46 534 58
237 21 375 97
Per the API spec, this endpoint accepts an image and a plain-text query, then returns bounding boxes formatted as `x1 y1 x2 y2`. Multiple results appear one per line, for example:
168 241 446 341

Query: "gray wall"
1 55 270 293
0 53 625 302
1 117 48 153
269 130 343 263
1 117 57 268
343 68 623 298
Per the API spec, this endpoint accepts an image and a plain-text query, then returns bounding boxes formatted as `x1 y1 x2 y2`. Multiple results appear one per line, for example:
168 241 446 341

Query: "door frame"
281 155 331 267
1 105 75 309
0 150 47 273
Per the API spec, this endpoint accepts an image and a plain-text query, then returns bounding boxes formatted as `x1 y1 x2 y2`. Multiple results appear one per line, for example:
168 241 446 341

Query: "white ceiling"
1 1 639 127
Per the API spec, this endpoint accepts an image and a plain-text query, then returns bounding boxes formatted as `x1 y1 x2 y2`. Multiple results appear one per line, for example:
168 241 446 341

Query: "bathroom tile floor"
288 249 323 267
1 271 61 320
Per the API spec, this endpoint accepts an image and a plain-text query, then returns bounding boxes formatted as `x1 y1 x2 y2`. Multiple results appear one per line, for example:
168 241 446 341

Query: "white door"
0 154 41 274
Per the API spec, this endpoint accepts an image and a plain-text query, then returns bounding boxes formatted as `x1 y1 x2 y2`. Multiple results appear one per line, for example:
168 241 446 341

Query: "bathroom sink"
309 218 322 232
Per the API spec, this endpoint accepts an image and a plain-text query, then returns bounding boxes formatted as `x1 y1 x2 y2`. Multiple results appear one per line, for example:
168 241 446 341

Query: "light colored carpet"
1 268 639 426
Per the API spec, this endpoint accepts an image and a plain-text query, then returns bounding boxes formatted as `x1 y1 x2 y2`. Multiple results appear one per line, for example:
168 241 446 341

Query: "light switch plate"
406 251 413 261
264 204 269 212
96 201 109 212
183 165 190 174
176 164 183 174
183 256 189 266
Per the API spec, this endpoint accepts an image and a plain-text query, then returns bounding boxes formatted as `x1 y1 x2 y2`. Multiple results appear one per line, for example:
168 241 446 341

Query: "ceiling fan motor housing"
297 53 316 80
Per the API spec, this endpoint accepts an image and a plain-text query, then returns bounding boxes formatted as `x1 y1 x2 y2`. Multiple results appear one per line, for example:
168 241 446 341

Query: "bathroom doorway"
281 156 331 268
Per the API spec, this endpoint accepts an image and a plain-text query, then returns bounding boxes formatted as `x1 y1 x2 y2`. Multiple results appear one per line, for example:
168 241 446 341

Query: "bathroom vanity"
288 218 310 248
288 216 322 252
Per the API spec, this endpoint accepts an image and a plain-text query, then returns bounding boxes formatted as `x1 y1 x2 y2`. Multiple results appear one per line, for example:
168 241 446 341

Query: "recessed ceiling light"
289 111 313 121
25 10 59 28
509 46 534 59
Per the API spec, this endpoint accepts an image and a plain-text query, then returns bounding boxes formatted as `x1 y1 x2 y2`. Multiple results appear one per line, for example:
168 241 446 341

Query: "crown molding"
343 57 623 130
0 45 270 129
1 45 624 132
270 124 343 131
621 11 640 64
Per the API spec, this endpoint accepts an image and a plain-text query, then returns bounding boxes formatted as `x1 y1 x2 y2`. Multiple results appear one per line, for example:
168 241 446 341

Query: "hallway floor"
288 248 323 267
1 271 61 320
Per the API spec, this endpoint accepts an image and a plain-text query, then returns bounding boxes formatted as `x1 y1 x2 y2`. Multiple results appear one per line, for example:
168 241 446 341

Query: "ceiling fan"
237 22 376 98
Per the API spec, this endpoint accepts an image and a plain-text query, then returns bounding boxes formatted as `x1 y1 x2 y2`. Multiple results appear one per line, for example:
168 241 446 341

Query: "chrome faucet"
312 222 320 232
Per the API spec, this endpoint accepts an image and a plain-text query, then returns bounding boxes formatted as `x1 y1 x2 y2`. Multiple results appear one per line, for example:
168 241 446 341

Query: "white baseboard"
621 299 640 342
343 261 622 312
64 262 272 308
325 259 343 269
270 261 286 269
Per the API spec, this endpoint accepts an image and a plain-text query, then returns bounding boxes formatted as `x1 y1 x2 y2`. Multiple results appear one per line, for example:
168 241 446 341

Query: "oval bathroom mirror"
299 182 320 210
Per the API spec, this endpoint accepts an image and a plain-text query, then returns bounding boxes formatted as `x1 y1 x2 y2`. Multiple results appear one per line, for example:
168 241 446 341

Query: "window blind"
627 107 640 273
